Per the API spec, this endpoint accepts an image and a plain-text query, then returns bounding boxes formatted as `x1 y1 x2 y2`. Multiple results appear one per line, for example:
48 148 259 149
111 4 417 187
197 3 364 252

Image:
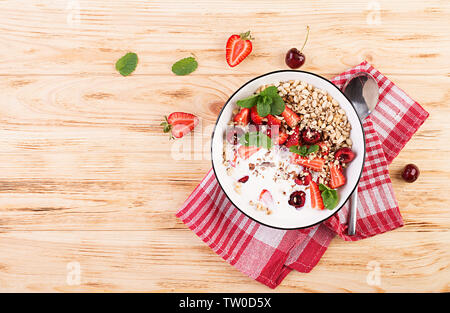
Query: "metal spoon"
342 72 379 236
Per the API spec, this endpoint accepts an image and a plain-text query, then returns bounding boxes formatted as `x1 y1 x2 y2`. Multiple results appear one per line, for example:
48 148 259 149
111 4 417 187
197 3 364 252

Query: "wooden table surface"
0 0 449 292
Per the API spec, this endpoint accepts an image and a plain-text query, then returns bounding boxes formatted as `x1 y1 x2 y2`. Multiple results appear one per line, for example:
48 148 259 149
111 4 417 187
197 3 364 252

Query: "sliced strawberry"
259 189 273 206
310 181 325 210
226 31 253 67
171 123 196 138
162 112 199 139
250 106 264 124
277 131 289 145
234 108 250 125
266 127 288 145
266 114 282 126
238 145 261 159
285 126 300 147
317 141 329 155
281 107 301 128
167 112 199 126
329 163 346 189
290 154 325 172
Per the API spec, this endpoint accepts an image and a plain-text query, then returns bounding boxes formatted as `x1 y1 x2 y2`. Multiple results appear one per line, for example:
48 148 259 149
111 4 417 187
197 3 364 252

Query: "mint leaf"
289 145 307 156
307 145 319 154
237 94 259 108
321 189 339 210
319 183 330 192
260 86 285 115
115 52 138 76
171 56 198 76
290 145 317 157
259 86 279 97
319 184 339 210
256 95 272 117
270 96 286 115
240 132 272 149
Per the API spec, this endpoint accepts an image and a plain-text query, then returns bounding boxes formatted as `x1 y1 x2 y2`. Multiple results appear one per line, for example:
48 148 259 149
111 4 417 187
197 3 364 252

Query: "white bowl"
211 70 365 229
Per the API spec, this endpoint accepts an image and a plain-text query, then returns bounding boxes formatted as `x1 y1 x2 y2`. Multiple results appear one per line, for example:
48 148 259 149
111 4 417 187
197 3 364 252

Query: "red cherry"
401 164 420 183
288 191 306 209
301 171 312 185
300 127 321 145
335 147 355 163
285 26 309 69
285 48 305 69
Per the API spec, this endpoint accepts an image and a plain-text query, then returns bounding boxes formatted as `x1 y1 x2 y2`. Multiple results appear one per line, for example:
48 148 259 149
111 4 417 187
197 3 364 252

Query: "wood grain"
0 0 449 292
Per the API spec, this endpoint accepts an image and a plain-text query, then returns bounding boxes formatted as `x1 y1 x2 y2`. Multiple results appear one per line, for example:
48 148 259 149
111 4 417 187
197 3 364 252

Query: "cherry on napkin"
176 61 429 288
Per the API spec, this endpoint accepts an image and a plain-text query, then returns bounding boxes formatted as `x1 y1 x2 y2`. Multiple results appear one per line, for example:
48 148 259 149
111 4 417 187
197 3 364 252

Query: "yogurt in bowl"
211 70 365 229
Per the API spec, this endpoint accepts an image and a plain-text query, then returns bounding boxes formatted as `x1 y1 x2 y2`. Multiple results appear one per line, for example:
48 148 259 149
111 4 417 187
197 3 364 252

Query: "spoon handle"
347 189 358 235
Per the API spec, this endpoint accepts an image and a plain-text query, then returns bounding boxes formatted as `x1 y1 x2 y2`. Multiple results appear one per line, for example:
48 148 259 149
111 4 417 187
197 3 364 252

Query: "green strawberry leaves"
171 56 198 76
236 86 285 117
319 184 339 210
289 144 319 156
160 116 174 140
239 131 273 150
115 52 138 76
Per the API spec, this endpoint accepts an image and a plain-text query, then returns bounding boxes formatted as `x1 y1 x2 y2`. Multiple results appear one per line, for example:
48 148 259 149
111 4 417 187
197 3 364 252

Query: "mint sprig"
239 131 273 149
236 86 285 117
319 184 339 210
289 144 319 156
171 56 198 76
115 52 138 76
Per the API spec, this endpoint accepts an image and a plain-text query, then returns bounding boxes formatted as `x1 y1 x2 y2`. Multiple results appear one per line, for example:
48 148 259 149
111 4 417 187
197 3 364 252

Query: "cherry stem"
300 26 310 53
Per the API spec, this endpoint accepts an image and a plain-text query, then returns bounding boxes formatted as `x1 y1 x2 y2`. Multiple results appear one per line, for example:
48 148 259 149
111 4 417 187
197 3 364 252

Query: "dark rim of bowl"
210 69 366 230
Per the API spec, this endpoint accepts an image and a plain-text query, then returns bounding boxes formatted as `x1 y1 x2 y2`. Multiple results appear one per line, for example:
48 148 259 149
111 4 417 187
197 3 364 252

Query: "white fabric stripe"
253 226 287 248
383 183 397 209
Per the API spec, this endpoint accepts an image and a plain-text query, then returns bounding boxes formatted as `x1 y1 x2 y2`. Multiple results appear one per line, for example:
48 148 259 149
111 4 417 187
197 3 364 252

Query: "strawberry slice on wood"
167 112 199 126
238 145 261 159
226 31 253 67
250 106 264 125
310 181 325 210
281 107 301 128
290 154 325 172
161 112 199 139
329 163 346 189
233 108 250 125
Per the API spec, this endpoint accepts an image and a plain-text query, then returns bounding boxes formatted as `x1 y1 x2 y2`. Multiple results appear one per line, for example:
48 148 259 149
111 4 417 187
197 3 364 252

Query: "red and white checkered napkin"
176 61 429 288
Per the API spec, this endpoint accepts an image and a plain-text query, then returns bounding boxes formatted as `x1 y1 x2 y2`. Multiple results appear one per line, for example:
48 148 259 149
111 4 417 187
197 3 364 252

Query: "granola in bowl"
223 79 356 216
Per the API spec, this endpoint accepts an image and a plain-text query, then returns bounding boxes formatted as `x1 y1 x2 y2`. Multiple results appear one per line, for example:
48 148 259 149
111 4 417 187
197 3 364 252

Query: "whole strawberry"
161 112 199 139
226 31 253 67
